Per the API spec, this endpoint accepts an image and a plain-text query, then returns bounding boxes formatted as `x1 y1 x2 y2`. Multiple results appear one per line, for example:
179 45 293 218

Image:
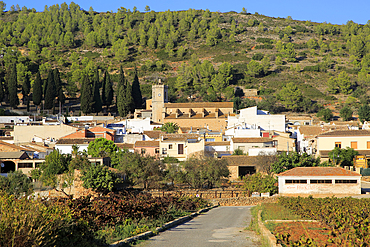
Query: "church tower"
151 79 168 123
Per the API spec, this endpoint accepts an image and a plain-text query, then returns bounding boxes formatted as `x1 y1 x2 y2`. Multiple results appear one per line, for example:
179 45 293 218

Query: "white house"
116 118 162 134
277 167 361 195
227 106 286 133
224 123 261 138
55 139 92 154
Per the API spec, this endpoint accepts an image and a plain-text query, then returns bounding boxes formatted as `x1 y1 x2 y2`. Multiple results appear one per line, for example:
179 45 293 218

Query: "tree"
160 122 179 133
80 75 94 114
131 69 142 109
144 5 150 12
241 7 247 14
0 170 33 198
340 105 353 121
22 73 31 104
328 147 358 167
81 165 118 193
54 68 65 105
180 157 229 189
116 66 130 117
278 82 303 112
102 70 113 110
87 138 118 157
271 152 323 174
32 71 43 109
0 1 5 15
37 150 72 196
7 63 18 108
317 108 333 123
242 173 277 196
44 69 55 109
358 104 370 123
232 148 245 155
92 67 102 113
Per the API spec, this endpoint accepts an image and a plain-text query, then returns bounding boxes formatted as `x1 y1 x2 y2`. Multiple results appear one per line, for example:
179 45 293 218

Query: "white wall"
278 176 361 195
248 147 277 156
0 116 31 124
225 127 261 137
55 144 89 154
117 118 161 133
228 106 286 132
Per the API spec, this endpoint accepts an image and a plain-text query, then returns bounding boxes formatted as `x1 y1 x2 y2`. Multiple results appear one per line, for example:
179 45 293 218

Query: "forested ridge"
0 2 370 117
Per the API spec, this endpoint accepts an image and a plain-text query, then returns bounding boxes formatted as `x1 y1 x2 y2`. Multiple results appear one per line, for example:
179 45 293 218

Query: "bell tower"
151 79 168 123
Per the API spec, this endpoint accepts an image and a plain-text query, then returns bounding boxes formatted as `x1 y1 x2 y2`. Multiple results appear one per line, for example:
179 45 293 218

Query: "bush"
242 173 277 196
252 52 264 61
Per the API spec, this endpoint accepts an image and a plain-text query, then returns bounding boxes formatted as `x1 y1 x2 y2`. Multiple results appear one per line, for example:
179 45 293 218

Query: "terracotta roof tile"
135 141 160 147
221 156 259 166
161 133 200 142
205 141 230 146
164 102 233 109
116 143 134 149
317 130 370 137
89 126 115 133
56 138 94 145
232 137 273 143
144 131 165 140
277 167 361 177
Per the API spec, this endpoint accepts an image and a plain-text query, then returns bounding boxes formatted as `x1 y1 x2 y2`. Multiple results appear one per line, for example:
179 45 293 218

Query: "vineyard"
273 197 370 246
0 191 209 246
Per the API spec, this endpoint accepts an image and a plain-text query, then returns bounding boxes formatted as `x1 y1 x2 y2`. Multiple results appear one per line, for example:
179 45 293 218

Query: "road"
137 206 261 247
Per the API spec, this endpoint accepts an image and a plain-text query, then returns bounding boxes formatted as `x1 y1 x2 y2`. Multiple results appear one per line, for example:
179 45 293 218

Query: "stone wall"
211 196 278 206
149 188 246 199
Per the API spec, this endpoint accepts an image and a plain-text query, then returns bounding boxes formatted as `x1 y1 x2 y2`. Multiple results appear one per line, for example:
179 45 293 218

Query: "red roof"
277 167 361 177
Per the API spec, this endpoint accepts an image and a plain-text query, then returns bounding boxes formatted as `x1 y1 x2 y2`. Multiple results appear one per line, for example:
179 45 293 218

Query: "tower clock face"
158 93 161 97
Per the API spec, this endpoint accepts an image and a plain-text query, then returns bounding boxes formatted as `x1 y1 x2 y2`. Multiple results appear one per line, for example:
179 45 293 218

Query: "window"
335 180 357 184
178 144 184 155
351 141 357 149
155 148 159 154
335 142 341 148
141 148 146 155
205 138 215 142
367 141 370 149
18 163 33 169
285 180 307 184
162 148 167 155
169 144 173 149
310 180 332 184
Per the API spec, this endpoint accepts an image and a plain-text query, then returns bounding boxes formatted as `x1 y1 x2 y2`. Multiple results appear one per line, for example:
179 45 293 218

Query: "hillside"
0 3 369 118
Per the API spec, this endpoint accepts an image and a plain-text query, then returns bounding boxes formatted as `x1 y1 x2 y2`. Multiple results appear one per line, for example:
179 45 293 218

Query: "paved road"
137 206 261 247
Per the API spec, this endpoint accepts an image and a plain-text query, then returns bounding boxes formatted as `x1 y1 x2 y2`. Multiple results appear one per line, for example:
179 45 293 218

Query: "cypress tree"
80 75 94 114
117 66 127 117
54 68 65 105
102 70 113 111
101 71 107 106
92 67 102 113
124 79 134 114
44 70 55 109
8 63 18 108
32 71 42 108
22 73 30 99
131 68 142 109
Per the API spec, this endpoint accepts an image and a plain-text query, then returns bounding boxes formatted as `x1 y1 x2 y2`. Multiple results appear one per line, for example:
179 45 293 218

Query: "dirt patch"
272 221 336 246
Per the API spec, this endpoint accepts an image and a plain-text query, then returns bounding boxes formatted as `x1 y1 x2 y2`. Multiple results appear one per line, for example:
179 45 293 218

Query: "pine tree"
0 72 4 103
131 69 142 109
80 75 94 114
92 67 102 113
8 63 18 108
44 70 55 109
32 71 42 108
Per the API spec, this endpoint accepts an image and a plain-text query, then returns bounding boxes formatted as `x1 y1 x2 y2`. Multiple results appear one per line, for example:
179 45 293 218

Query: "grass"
260 203 307 221
247 206 272 247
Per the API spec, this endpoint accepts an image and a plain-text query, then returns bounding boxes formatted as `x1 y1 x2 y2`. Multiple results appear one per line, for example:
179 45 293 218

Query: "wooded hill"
0 2 369 117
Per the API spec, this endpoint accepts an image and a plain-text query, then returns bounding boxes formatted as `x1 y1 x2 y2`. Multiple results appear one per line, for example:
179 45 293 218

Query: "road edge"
110 205 218 247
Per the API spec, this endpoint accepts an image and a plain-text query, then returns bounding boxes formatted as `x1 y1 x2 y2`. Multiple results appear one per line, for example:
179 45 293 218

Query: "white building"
0 116 31 125
227 106 286 133
224 123 261 138
277 167 361 195
116 118 162 134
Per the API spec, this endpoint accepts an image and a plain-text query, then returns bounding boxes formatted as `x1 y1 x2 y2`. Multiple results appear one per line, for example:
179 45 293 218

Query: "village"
0 82 368 198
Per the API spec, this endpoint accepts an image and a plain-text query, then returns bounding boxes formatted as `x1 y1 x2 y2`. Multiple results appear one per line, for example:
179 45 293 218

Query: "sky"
6 0 370 25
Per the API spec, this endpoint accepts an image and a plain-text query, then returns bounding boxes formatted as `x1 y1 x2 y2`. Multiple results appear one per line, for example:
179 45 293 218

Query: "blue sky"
7 0 370 25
